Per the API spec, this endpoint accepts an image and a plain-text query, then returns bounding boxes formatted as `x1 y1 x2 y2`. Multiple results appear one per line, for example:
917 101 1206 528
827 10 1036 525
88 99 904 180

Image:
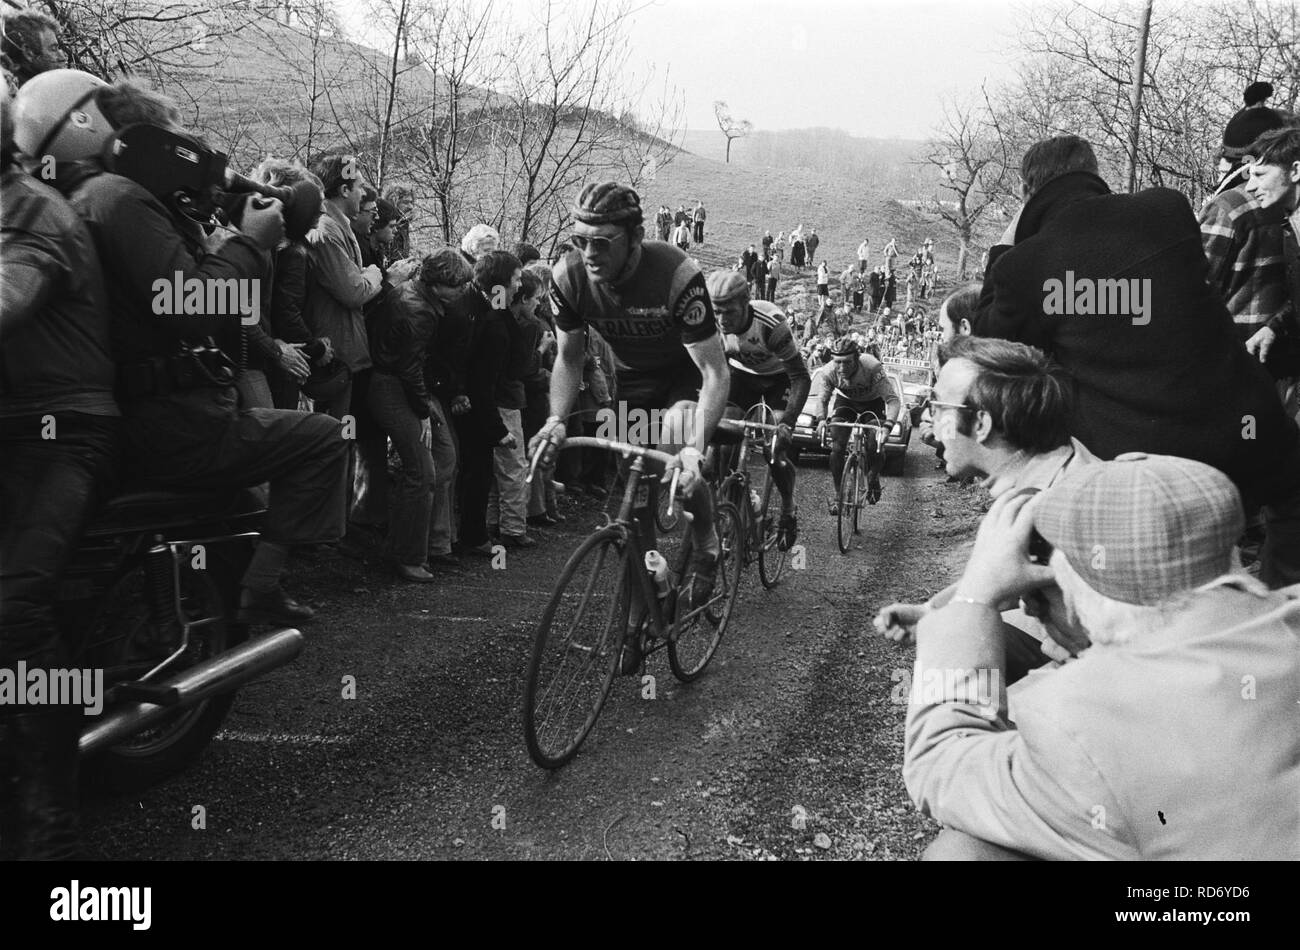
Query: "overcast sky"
623 0 1022 140
338 0 1024 141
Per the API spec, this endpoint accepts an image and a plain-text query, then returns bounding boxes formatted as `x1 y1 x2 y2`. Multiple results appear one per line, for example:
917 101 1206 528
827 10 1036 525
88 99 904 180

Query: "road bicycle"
522 437 743 769
824 411 886 555
715 405 791 590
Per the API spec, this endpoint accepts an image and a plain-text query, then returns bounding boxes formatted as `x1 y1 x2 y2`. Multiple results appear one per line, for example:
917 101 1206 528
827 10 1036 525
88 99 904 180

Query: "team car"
792 370 912 473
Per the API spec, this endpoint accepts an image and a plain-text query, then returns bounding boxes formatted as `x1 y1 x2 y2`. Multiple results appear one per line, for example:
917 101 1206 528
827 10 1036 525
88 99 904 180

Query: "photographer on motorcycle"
13 71 349 627
0 91 120 859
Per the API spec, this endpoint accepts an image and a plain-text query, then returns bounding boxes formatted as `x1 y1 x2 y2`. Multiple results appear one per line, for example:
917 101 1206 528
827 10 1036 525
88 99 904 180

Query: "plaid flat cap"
1033 453 1244 606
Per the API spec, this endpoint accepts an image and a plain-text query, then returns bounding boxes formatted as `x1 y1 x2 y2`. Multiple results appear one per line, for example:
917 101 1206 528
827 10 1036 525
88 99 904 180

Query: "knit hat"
1033 453 1244 606
420 247 472 287
1222 81 1286 160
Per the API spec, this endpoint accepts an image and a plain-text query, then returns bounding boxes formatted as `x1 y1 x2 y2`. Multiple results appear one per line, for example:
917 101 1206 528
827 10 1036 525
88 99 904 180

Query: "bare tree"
713 99 752 163
921 95 1014 279
1125 0 1154 193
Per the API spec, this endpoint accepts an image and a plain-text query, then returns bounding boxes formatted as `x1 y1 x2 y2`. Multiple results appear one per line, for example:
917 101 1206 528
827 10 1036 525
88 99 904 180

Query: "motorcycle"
56 484 303 791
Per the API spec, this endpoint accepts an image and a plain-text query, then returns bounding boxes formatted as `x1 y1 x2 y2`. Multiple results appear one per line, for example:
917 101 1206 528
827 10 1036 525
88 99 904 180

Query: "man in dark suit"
973 134 1300 587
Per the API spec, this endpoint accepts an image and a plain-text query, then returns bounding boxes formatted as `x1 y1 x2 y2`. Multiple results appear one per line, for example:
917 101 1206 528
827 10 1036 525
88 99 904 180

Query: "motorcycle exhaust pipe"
79 628 304 757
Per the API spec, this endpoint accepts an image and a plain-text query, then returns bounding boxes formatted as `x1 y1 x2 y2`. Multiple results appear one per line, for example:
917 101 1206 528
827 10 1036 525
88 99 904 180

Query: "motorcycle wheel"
82 560 244 793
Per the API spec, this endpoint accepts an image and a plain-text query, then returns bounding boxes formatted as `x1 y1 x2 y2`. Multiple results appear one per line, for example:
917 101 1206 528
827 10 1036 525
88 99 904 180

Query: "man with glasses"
811 336 900 508
875 336 1096 681
530 181 730 672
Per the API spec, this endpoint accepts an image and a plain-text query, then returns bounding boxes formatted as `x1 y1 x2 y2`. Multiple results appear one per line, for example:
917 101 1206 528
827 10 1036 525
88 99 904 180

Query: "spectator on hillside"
751 252 768 301
762 229 774 257
790 227 806 270
657 205 673 241
741 243 758 284
674 204 688 227
805 227 820 265
1198 83 1293 364
693 201 707 243
1 8 65 96
305 152 384 420
382 182 416 260
774 230 786 262
883 267 897 310
455 251 522 557
251 158 332 411
460 222 500 264
905 454 1300 860
422 249 476 570
974 133 1300 587
869 265 885 312
845 266 866 311
816 260 830 305
766 254 782 302
673 219 691 251
882 236 899 272
856 238 871 272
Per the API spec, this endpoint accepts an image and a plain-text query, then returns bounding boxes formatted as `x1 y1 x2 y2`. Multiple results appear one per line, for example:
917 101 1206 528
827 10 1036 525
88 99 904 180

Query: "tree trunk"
1126 0 1155 193
725 136 732 164
956 238 970 282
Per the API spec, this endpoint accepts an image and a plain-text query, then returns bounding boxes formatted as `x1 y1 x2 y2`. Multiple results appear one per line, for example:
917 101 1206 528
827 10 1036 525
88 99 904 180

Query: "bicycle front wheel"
668 501 743 682
837 454 860 555
523 527 630 769
757 472 787 589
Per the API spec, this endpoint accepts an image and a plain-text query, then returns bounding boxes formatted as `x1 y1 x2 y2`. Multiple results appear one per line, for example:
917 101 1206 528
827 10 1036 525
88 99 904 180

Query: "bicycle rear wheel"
837 454 860 555
668 501 743 682
757 472 787 589
523 527 630 769
853 452 866 534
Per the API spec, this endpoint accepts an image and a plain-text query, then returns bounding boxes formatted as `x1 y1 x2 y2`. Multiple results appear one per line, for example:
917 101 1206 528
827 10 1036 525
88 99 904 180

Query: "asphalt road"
81 446 984 861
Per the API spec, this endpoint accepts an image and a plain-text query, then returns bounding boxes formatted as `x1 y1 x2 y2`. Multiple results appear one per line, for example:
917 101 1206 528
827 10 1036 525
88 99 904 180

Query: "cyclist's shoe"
685 542 721 612
867 475 883 505
777 511 799 551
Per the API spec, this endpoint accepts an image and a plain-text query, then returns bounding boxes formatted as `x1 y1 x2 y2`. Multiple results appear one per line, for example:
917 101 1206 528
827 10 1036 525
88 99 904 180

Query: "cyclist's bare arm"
780 353 812 428
547 327 586 424
684 334 730 454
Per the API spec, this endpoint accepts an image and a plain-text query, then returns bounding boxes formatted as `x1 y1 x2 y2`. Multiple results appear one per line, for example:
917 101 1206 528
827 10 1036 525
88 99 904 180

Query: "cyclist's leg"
828 404 855 494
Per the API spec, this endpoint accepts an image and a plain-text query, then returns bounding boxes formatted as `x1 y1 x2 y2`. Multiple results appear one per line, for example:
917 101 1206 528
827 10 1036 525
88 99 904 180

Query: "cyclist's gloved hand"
528 416 567 469
668 445 705 494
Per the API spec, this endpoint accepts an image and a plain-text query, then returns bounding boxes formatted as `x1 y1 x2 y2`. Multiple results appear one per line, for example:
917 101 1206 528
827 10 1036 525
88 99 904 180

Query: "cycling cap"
706 270 749 304
828 336 859 357
572 181 642 226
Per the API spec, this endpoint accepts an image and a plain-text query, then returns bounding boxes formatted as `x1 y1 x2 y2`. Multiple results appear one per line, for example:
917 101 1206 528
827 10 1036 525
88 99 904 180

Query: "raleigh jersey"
724 300 800 377
550 242 717 376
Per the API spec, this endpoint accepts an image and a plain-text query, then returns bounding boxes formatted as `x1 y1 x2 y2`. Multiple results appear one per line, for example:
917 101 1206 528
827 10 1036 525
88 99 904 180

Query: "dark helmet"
828 336 859 357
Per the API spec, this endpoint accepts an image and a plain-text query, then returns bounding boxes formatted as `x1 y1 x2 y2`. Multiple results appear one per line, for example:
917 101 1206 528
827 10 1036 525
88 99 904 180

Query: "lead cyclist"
527 182 731 669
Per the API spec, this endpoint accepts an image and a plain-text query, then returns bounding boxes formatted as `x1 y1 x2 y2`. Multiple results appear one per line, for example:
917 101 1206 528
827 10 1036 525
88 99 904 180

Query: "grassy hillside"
641 143 996 304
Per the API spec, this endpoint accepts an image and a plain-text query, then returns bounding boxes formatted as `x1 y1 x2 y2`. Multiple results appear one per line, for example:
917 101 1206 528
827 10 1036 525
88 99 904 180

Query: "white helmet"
12 68 112 162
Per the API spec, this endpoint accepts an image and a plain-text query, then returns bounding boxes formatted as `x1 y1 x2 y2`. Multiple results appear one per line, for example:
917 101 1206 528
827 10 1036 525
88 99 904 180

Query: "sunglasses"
570 232 628 253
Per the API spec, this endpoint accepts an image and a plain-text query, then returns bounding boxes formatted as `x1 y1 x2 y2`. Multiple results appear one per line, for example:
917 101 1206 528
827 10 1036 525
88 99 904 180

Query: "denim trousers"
367 373 434 566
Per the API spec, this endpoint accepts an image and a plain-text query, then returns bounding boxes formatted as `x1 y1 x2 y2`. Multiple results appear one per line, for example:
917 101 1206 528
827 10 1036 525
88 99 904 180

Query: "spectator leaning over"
455 250 521 557
805 227 819 265
370 198 404 268
1 8 65 96
1 91 118 859
21 73 349 627
366 250 448 582
304 152 383 419
974 133 1300 587
1198 82 1292 362
875 336 1096 682
252 158 332 411
693 201 707 243
418 248 474 571
905 454 1300 860
488 268 541 549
